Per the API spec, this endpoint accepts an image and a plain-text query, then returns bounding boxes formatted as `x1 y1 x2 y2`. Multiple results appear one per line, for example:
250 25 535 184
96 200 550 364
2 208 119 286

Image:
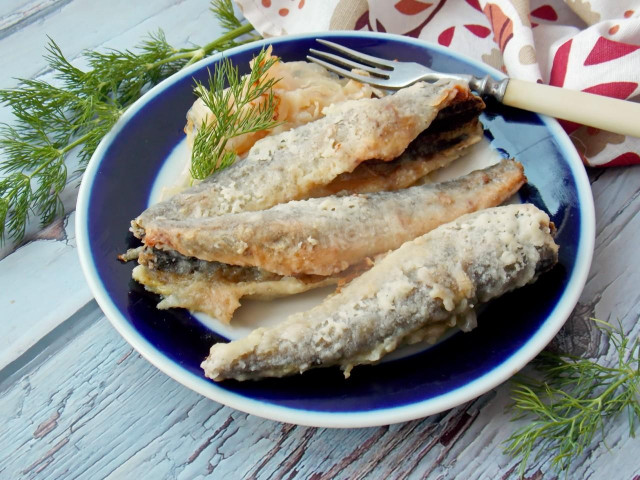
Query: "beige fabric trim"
329 0 369 30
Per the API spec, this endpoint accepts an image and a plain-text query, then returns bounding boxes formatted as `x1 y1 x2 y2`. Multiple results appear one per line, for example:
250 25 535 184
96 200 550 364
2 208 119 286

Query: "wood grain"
0 213 91 371
0 1 72 40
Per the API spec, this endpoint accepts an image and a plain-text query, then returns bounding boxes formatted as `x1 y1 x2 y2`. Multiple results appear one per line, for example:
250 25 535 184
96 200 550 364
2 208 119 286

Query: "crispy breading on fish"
201 204 559 381
131 247 372 323
308 94 486 196
132 264 335 324
160 57 381 197
309 120 483 197
143 159 526 276
130 160 523 321
131 80 468 238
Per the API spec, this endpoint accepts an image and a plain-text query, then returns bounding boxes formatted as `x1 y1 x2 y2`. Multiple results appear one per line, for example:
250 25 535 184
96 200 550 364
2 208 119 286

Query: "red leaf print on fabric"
376 19 387 32
403 0 446 37
583 82 638 99
465 0 482 12
355 11 371 30
483 3 514 52
464 24 491 38
549 39 572 87
606 152 640 167
261 0 271 7
531 5 558 21
438 27 455 46
584 36 640 66
279 8 289 16
395 0 433 15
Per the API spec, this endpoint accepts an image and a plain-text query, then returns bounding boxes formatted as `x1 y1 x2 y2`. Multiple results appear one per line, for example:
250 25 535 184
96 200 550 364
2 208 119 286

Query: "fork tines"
307 39 396 87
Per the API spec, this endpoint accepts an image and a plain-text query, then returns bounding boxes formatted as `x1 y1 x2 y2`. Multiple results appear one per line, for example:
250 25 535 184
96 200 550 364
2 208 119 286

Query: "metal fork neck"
468 75 509 102
430 73 509 102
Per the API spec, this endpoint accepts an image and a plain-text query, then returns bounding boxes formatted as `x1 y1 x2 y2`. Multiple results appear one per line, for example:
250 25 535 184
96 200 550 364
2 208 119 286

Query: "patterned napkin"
235 0 640 167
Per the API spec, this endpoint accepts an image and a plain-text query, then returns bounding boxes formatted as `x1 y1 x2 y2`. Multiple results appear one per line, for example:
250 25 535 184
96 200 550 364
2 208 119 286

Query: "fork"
308 39 640 138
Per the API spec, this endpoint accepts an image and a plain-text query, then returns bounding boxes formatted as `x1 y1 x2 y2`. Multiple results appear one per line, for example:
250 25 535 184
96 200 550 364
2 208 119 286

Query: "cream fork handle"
502 78 640 137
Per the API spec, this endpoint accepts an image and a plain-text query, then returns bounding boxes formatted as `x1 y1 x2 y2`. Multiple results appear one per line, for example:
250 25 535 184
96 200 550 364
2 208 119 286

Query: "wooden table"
1 1 639 478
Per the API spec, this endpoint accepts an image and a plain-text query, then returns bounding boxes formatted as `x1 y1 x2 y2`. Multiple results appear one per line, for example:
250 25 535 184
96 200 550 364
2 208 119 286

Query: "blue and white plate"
76 31 594 428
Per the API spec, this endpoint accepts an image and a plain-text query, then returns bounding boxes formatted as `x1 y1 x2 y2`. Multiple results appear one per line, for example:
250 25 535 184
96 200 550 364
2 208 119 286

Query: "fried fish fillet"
310 120 483 197
201 204 559 381
131 248 371 323
132 261 334 325
131 80 468 238
143 159 526 277
135 160 525 322
309 94 486 196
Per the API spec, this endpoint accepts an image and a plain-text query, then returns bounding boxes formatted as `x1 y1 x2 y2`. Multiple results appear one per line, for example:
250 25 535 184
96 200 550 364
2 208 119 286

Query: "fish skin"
133 247 373 323
132 247 314 324
131 80 467 238
131 263 337 324
307 94 486 197
201 203 559 381
143 159 526 276
307 120 483 197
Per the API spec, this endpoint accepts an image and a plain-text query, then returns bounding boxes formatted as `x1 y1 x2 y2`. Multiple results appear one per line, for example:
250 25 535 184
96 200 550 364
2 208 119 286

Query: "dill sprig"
190 48 280 180
504 319 640 476
211 0 256 36
0 0 256 243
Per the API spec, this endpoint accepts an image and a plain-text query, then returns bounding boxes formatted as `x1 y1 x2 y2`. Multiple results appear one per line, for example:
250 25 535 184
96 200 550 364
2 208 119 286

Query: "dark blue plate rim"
76 31 595 428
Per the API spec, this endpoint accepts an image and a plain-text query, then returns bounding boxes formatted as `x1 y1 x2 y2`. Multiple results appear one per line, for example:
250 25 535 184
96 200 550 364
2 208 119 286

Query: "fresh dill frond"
0 5 258 243
207 0 261 52
504 319 640 476
211 0 245 33
190 48 280 180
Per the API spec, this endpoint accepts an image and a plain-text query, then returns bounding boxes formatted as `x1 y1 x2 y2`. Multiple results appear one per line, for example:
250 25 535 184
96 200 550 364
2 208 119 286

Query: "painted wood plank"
0 0 219 91
0 212 92 371
0 0 71 38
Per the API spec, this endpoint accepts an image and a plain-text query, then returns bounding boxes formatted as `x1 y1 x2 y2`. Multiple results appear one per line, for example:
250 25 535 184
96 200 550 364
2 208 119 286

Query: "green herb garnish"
0 0 256 243
505 319 640 476
189 48 280 180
